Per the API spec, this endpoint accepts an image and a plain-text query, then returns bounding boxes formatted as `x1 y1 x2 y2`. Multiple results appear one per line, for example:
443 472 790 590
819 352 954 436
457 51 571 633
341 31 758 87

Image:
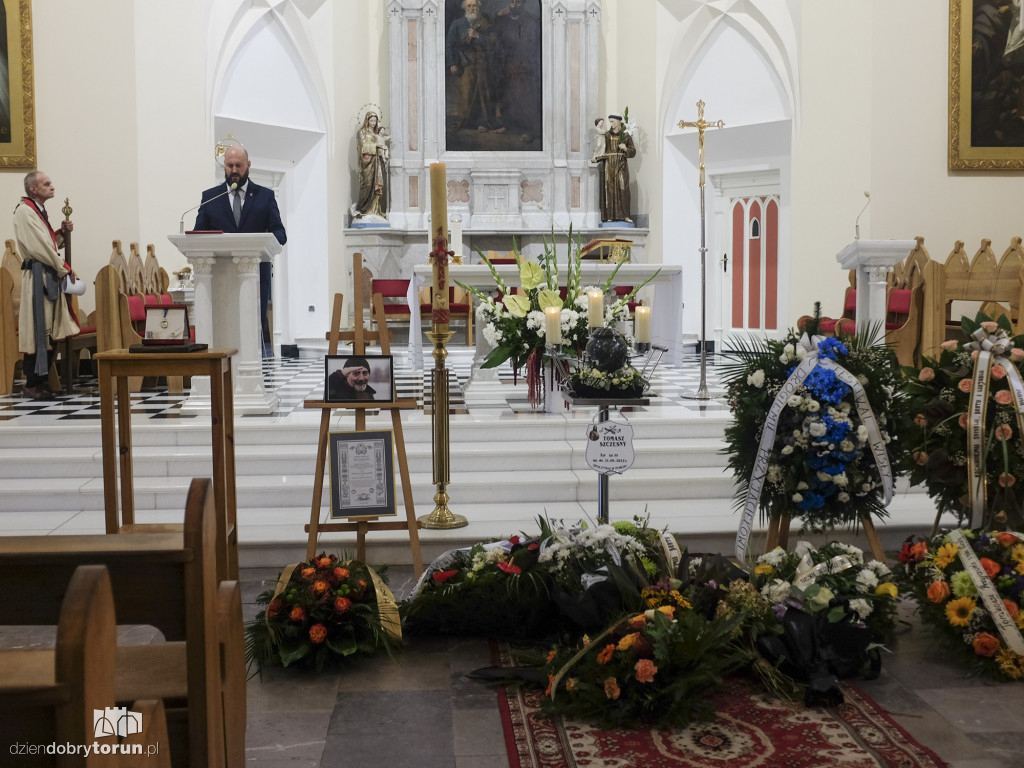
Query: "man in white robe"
14 171 77 398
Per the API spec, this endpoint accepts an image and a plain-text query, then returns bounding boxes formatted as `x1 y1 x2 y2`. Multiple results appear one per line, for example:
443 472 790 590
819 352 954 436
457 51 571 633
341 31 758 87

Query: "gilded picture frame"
0 0 34 169
949 0 1024 170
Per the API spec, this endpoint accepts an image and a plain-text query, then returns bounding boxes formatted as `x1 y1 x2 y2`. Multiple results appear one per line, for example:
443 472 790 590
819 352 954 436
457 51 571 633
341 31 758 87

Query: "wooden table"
96 347 238 580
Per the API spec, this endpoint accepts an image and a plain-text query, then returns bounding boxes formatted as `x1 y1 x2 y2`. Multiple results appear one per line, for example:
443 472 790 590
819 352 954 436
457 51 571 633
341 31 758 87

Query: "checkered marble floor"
0 348 730 422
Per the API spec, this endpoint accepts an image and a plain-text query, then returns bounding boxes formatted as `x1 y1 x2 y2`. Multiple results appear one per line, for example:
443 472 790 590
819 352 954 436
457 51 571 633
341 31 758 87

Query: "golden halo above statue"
355 103 384 132
214 134 244 167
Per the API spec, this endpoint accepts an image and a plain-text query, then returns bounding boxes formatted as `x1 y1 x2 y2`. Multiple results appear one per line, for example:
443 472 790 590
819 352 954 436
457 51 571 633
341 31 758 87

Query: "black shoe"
22 385 46 399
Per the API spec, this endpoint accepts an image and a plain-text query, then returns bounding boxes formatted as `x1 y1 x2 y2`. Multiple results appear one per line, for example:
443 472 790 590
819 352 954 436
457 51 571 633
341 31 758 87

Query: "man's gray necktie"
232 190 242 227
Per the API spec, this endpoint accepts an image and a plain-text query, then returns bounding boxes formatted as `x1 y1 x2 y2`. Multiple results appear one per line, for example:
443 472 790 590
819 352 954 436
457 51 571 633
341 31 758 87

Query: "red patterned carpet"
496 647 947 768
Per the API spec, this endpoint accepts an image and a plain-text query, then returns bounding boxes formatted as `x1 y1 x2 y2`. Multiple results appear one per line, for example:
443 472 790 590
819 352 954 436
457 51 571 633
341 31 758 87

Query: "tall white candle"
545 305 562 344
450 214 463 261
587 289 604 327
634 305 651 342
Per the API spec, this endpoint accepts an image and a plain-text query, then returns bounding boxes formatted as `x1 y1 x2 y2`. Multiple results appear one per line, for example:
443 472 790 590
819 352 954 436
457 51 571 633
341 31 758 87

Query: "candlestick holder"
419 229 468 530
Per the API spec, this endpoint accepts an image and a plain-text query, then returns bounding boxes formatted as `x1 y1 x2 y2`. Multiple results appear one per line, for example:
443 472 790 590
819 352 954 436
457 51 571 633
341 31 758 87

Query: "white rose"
794 540 814 558
747 369 766 388
807 400 820 412
857 425 868 442
809 422 827 437
781 445 794 455
761 578 792 603
849 598 873 620
787 395 803 409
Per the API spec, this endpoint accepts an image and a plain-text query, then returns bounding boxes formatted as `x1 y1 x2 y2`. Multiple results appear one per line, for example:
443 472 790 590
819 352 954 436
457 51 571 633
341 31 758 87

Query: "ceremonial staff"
678 101 724 400
61 197 73 264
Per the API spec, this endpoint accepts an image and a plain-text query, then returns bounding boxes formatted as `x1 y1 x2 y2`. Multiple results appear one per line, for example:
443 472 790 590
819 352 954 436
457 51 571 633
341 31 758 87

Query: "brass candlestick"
419 225 467 529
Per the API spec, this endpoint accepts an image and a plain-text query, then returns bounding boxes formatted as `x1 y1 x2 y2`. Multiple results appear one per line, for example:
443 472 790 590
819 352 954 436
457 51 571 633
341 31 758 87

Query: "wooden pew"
0 478 239 768
95 248 182 394
2 239 94 393
0 260 18 394
0 564 172 766
921 238 1024 357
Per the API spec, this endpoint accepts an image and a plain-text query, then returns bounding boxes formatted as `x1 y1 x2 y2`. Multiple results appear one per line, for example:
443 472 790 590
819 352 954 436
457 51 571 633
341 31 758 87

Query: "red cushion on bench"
844 289 857 312
127 295 146 322
887 289 911 315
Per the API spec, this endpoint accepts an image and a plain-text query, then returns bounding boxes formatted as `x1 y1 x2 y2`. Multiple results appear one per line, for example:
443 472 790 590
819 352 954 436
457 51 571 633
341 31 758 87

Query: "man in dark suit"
194 145 287 356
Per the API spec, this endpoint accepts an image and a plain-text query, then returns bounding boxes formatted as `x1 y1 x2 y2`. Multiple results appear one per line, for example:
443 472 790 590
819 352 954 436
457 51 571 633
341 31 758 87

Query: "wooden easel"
766 513 887 565
303 254 423 575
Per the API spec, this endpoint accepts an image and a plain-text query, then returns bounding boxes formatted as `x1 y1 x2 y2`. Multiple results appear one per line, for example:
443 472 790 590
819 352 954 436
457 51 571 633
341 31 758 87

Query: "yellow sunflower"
933 542 960 569
996 649 1024 680
945 596 976 627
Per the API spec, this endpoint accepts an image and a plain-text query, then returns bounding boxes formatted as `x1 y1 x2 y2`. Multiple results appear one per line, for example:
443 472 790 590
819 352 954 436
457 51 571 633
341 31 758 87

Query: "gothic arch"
207 0 331 140
657 0 798 139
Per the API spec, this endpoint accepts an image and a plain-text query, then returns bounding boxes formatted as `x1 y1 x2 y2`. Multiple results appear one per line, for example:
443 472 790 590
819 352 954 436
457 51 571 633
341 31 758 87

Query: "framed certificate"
328 430 397 519
142 304 190 345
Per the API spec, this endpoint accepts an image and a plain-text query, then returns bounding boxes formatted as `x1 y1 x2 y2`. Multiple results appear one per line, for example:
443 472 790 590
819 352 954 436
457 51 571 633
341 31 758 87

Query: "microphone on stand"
854 191 871 240
179 182 238 233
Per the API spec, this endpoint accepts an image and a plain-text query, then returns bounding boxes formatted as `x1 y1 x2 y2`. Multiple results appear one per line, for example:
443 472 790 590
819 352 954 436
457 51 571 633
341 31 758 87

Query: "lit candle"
545 305 562 344
587 289 604 327
634 305 651 343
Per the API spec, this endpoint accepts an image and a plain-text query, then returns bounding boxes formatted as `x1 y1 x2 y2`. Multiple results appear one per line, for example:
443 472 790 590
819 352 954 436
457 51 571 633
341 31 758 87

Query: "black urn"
585 327 628 372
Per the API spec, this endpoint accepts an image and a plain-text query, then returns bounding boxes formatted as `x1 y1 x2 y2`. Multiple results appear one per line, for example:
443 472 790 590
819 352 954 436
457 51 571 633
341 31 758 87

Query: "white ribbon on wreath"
963 326 1024 528
735 334 894 562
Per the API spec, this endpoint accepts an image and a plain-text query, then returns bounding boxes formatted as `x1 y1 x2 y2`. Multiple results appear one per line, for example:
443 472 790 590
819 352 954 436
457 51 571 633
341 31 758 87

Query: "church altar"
407 262 683 372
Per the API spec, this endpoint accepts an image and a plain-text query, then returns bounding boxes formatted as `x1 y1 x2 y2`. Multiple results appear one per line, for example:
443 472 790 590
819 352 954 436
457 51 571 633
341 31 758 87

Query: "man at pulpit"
194 145 287 357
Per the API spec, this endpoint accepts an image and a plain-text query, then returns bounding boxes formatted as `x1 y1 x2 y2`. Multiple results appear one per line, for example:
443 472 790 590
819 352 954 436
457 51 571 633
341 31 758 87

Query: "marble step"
0 434 730 480
2 488 950 568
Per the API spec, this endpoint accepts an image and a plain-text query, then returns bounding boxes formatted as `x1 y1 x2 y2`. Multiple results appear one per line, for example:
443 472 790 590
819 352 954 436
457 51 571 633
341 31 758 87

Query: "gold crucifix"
677 100 724 187
677 100 725 401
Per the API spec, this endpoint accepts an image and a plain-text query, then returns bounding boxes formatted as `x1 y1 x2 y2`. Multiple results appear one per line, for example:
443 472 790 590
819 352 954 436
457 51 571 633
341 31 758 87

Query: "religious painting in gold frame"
949 0 1024 170
0 0 34 168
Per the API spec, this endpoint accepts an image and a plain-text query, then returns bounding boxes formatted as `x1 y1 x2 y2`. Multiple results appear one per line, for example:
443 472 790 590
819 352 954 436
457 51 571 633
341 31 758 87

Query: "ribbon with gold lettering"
963 326 1024 528
736 334 893 562
792 553 856 591
947 530 1024 655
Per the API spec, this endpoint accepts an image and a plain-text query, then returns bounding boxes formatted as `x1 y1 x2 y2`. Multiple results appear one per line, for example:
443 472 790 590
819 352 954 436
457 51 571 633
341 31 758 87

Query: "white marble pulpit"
836 239 915 344
168 233 283 414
